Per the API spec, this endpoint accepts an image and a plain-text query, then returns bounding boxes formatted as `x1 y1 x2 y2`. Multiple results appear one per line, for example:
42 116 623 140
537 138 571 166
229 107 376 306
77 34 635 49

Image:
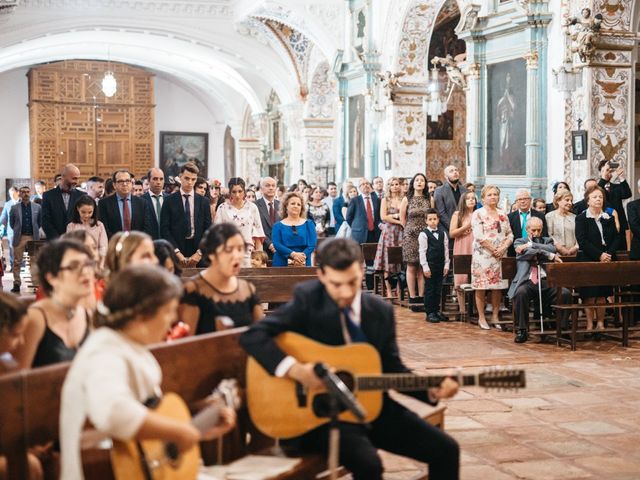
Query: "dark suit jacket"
142 191 169 240
41 187 84 239
599 178 632 231
160 191 211 253
433 183 466 231
239 279 432 405
255 197 280 252
98 194 148 238
346 194 381 244
507 209 548 256
573 199 588 216
507 237 557 299
333 196 346 232
575 210 620 261
627 199 640 260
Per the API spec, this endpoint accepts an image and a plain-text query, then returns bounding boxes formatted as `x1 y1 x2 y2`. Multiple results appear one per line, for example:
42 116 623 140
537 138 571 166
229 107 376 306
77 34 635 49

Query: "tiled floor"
378 306 640 479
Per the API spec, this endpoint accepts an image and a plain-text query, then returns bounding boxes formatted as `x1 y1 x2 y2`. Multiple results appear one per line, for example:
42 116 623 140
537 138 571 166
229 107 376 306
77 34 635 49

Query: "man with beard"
433 165 466 233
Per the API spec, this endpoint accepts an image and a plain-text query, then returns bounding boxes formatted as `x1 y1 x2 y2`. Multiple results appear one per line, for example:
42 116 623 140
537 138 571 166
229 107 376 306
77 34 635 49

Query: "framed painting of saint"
160 131 208 179
348 95 365 178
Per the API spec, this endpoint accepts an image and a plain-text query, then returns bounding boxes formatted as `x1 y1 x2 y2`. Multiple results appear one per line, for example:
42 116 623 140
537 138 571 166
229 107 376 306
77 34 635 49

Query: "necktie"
153 195 162 223
342 307 367 343
365 197 374 231
269 202 275 224
122 197 131 231
529 264 539 285
521 212 528 239
183 194 192 237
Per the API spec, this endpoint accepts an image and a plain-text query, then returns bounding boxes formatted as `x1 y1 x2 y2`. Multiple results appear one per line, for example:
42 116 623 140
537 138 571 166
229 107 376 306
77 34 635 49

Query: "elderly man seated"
508 217 571 343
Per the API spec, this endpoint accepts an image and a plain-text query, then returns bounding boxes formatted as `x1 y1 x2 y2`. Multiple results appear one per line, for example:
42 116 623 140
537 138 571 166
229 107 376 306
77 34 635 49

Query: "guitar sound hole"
311 371 355 418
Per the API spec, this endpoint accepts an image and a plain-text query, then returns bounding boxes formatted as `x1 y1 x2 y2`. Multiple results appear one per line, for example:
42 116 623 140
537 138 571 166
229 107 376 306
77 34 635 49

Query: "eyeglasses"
59 259 97 274
115 179 131 185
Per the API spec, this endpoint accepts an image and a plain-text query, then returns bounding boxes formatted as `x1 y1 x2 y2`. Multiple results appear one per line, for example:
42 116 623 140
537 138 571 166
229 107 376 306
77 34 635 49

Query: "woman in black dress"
180 223 264 334
575 185 620 331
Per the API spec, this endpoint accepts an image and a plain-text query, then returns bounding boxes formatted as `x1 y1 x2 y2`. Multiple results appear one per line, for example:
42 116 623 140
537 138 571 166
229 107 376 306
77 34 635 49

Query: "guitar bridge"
295 382 308 407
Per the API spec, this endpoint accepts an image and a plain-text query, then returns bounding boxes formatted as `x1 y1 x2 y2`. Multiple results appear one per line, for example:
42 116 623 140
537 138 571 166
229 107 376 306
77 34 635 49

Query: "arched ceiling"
0 0 341 126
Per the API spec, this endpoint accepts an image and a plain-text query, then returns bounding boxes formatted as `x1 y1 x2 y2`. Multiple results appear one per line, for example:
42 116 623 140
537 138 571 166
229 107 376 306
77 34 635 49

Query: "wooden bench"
182 267 317 278
546 261 640 350
0 329 445 480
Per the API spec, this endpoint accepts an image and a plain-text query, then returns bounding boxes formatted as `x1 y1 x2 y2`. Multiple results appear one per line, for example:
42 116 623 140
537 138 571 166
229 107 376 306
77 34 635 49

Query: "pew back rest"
242 275 318 303
182 267 317 278
546 261 640 289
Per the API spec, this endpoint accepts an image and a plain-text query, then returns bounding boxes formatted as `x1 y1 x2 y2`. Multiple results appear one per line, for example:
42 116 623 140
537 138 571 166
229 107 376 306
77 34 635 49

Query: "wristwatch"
174 248 181 255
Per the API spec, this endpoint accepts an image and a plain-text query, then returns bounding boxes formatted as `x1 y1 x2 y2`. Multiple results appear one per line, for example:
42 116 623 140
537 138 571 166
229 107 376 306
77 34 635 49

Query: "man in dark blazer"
627 179 640 260
98 169 148 238
508 188 548 256
508 218 571 343
141 167 168 240
160 161 211 267
255 176 280 257
346 178 381 244
41 163 84 239
240 238 459 479
9 186 42 292
433 165 466 232
598 160 632 249
573 178 597 216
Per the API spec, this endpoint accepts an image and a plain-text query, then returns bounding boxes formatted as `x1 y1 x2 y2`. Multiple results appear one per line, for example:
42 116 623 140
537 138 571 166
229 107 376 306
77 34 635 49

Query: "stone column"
466 62 482 182
524 51 541 179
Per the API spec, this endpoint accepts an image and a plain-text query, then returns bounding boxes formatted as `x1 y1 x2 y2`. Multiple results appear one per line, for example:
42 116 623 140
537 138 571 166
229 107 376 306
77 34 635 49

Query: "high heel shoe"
478 318 491 330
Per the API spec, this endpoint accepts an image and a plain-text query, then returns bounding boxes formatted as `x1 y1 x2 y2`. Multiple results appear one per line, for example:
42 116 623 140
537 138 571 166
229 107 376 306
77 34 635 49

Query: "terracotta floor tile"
500 459 593 479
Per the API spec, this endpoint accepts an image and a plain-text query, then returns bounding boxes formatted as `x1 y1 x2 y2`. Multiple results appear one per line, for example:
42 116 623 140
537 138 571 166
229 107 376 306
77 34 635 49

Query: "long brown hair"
455 191 477 228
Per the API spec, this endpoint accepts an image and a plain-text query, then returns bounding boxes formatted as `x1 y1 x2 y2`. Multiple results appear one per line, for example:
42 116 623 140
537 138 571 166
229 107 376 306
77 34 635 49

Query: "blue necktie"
521 212 528 239
342 307 367 343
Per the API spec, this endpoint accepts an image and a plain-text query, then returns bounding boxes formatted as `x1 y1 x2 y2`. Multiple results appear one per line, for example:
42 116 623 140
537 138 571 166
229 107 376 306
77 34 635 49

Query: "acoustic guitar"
110 379 240 480
247 332 526 439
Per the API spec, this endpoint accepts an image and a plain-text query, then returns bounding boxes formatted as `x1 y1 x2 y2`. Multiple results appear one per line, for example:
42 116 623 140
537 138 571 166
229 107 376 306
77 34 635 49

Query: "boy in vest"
418 209 450 323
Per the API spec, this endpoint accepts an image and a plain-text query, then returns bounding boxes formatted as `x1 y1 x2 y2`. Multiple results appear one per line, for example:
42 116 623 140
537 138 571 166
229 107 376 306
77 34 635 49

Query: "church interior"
1 0 640 479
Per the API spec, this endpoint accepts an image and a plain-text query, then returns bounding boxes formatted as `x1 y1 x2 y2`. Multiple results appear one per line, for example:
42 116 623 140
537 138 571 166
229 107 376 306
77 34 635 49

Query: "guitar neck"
357 373 478 392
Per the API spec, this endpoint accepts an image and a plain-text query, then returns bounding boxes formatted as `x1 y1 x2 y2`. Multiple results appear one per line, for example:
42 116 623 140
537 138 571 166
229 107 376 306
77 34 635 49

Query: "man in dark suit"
507 188 548 256
160 161 211 267
598 160 632 249
573 178 597 216
627 179 640 260
9 186 42 293
346 178 381 244
41 163 84 239
255 176 280 258
98 169 148 238
141 167 168 240
240 239 459 480
433 165 466 232
508 218 571 343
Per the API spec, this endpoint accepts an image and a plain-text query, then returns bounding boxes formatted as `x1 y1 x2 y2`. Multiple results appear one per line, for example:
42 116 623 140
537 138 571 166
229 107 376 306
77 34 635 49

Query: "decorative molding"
455 3 480 35
22 0 234 16
524 50 539 69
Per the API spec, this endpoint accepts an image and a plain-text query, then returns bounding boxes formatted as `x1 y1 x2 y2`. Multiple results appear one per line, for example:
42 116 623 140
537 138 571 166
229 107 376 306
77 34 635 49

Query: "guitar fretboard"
357 374 478 391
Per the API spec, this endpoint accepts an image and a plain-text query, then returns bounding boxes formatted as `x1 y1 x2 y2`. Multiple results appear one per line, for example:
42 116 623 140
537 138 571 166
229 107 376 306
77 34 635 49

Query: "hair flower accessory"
97 301 111 316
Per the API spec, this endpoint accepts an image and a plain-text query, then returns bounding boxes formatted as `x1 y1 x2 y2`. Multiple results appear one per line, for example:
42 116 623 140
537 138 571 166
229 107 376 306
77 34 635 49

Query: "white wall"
154 76 225 180
0 68 30 199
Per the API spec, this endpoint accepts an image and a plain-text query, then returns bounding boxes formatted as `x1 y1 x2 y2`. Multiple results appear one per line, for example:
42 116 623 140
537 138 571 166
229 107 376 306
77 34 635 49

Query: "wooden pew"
546 261 640 350
181 267 317 278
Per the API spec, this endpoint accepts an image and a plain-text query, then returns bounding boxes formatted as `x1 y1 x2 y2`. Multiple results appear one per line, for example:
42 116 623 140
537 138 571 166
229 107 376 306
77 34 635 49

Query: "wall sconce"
299 154 304 175
384 143 392 170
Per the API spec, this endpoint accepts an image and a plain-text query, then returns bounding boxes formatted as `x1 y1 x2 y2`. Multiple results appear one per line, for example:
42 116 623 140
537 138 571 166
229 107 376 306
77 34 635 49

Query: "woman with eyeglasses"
180 223 264 334
271 192 317 267
13 240 95 369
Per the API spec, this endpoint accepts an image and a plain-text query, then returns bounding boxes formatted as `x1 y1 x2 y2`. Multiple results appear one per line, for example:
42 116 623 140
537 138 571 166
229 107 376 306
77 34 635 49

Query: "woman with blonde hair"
105 231 158 276
546 190 578 256
373 177 404 297
271 192 317 266
471 185 513 329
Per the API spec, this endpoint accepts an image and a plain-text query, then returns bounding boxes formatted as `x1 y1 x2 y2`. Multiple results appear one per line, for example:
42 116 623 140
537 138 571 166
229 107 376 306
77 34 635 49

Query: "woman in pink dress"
373 177 404 298
449 191 477 313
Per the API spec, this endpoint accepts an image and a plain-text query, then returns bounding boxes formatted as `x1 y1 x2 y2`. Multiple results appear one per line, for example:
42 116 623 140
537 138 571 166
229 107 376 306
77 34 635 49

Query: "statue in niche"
566 8 603 63
431 54 468 91
497 73 516 169
353 9 366 58
374 70 405 105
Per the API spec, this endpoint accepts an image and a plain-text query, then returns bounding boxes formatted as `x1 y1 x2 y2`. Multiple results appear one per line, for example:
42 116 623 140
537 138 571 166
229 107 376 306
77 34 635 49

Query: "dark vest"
423 227 446 268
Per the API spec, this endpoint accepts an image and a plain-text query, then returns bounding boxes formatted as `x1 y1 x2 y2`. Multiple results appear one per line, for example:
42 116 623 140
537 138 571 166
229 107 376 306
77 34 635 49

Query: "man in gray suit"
433 165 466 232
255 177 280 258
507 217 570 343
9 186 42 293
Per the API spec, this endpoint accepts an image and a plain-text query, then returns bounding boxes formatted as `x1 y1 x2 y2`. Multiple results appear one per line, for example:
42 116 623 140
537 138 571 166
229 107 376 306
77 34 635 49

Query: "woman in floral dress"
471 185 513 329
307 187 331 238
400 173 431 309
215 177 265 267
373 177 404 298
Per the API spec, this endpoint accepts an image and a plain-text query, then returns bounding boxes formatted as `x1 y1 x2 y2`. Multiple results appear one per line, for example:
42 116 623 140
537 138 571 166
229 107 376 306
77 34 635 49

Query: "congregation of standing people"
1 158 639 480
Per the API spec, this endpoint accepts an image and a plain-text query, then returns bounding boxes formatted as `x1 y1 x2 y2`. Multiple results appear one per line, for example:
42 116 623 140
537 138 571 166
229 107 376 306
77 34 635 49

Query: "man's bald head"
260 177 277 200
60 163 80 190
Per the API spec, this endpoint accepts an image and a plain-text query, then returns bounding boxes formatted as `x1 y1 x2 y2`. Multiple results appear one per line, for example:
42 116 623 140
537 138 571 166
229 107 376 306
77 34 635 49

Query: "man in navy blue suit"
346 178 381 245
160 161 211 267
142 167 168 240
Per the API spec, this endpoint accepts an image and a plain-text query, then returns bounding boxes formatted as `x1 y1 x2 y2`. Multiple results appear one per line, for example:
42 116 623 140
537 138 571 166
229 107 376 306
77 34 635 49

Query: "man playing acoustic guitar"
240 238 460 480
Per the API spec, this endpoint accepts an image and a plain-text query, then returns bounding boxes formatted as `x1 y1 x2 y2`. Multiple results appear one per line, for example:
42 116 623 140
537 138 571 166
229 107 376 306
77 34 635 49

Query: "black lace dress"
182 273 260 334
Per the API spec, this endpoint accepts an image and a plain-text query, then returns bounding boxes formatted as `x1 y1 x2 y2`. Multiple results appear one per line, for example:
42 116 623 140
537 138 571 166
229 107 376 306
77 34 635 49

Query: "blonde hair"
105 231 152 275
480 184 500 199
280 192 307 219
385 177 403 199
552 190 573 209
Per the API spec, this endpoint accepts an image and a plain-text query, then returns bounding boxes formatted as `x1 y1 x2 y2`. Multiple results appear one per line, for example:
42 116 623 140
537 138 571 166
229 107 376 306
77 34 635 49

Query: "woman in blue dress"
272 192 317 266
